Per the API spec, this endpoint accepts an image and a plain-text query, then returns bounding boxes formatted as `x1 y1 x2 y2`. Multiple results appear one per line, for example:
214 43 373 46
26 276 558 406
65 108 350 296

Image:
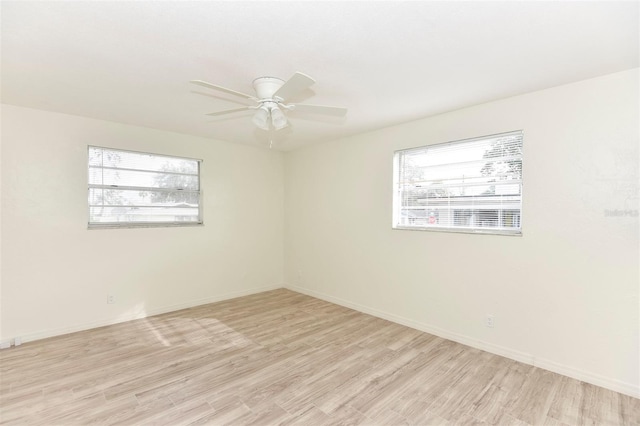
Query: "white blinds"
393 131 523 235
88 146 202 227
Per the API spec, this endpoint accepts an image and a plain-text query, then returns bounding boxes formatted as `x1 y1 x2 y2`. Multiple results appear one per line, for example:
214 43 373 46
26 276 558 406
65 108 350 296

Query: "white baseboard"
532 357 640 400
10 284 283 346
286 284 640 399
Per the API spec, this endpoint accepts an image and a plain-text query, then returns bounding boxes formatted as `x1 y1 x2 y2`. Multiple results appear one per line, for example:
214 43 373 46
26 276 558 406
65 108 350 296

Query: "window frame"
87 145 203 229
392 131 524 236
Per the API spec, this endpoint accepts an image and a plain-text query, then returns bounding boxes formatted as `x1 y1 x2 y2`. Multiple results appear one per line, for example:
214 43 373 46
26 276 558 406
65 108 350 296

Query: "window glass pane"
88 168 199 190
89 188 200 207
89 206 200 224
394 131 523 235
88 146 202 228
89 147 198 174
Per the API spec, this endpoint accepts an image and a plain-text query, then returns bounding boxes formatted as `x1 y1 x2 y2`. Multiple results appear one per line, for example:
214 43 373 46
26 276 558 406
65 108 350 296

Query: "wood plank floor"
1 289 638 425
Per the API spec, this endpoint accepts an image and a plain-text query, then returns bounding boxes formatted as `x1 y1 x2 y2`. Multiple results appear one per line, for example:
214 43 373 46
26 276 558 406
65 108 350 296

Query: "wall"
1 104 284 343
0 112 3 347
284 69 639 397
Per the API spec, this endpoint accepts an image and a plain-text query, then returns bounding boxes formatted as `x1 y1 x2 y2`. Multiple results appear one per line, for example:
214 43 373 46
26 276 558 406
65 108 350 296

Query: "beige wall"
0 105 284 342
284 69 639 396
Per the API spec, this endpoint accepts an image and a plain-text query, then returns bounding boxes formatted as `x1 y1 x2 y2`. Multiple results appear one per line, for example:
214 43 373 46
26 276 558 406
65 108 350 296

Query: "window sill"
88 222 204 230
392 225 522 236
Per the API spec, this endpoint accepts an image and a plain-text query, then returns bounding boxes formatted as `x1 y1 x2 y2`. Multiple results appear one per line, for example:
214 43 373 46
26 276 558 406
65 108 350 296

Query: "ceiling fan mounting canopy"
252 76 285 100
190 72 347 132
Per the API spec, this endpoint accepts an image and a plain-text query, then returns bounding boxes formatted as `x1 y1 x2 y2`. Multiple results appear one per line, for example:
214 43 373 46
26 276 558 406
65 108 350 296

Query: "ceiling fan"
190 72 347 131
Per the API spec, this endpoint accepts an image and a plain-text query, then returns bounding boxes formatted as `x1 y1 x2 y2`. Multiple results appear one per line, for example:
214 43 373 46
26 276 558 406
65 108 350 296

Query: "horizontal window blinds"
393 131 523 235
88 146 202 227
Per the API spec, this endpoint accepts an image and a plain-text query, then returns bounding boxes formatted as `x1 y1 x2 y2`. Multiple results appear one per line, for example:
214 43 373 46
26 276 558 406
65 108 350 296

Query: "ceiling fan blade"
290 104 347 117
273 72 315 101
190 80 254 100
205 106 253 116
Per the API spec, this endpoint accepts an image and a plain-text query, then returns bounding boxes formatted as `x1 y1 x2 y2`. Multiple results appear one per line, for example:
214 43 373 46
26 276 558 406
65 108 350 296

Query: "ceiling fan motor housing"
252 77 285 101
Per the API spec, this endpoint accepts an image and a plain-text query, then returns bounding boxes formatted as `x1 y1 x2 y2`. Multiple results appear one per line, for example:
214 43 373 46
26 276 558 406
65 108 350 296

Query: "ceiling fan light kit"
270 106 288 130
191 72 347 132
252 106 270 130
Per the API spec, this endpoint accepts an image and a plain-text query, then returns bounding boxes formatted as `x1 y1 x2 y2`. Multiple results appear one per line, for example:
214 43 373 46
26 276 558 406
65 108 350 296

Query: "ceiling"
1 1 638 151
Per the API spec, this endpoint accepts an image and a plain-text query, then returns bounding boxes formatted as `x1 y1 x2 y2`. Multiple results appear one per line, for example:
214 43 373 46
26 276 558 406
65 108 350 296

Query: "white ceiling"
1 1 638 151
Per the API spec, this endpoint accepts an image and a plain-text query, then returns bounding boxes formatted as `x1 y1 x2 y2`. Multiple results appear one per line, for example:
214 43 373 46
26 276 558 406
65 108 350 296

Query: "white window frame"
88 146 203 229
392 131 523 236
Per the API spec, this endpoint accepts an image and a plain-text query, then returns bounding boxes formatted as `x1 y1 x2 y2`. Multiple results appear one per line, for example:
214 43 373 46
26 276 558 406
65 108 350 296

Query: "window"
88 146 202 228
393 131 523 235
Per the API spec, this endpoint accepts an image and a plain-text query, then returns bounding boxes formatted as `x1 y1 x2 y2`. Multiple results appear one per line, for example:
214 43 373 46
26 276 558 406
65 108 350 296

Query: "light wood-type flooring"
1 289 638 425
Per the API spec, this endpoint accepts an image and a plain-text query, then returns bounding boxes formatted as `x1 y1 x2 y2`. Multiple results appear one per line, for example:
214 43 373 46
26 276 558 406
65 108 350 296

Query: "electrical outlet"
107 294 115 304
485 315 494 328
